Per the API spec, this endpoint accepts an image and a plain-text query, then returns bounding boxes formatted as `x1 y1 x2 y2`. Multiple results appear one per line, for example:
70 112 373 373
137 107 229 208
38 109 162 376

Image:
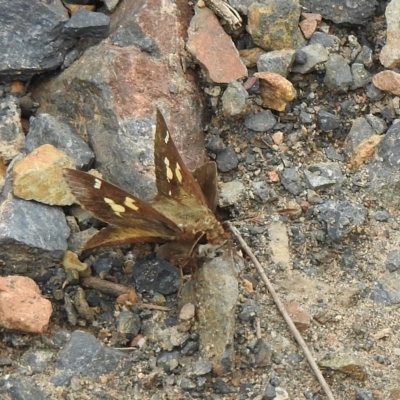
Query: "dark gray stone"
216 146 239 172
252 181 278 203
374 210 390 222
110 20 159 56
300 0 378 25
63 9 110 39
377 121 400 168
355 389 373 400
324 54 353 93
25 113 94 169
52 331 130 386
0 0 75 81
345 117 376 156
0 195 70 276
156 350 181 372
386 250 400 273
350 63 372 90
317 200 367 241
257 50 295 77
354 46 373 67
116 311 141 340
192 359 213 376
307 163 344 188
131 256 180 295
281 168 303 195
371 276 400 305
221 81 248 116
317 110 341 132
366 114 387 134
308 32 340 51
304 169 336 190
244 110 277 132
263 383 276 400
291 44 328 74
366 83 385 101
206 134 226 155
238 300 260 322
6 377 46 400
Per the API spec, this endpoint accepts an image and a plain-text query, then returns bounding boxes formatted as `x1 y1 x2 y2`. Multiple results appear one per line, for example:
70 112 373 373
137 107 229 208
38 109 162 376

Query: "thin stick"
82 276 170 311
226 222 335 400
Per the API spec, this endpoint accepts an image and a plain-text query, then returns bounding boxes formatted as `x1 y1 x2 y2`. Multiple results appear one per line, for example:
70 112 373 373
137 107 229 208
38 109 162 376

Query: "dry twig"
226 222 336 400
82 276 170 311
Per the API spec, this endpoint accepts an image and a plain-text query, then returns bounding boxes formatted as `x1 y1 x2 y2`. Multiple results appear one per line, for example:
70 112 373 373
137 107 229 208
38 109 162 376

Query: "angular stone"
13 144 76 205
380 0 400 68
0 0 74 81
195 245 238 375
0 276 52 333
63 9 110 39
254 72 296 112
247 0 306 50
0 194 70 276
291 44 328 74
221 81 249 117
373 70 400 97
324 54 352 93
257 49 295 77
187 7 247 84
25 114 94 169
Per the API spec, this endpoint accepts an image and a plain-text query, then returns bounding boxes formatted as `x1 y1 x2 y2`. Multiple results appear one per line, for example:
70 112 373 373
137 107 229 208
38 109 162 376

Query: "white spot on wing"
124 197 139 211
94 178 102 189
104 197 125 214
165 130 170 143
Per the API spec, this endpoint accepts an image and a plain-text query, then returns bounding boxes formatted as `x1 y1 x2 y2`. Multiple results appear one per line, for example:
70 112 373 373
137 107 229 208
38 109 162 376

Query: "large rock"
33 0 207 201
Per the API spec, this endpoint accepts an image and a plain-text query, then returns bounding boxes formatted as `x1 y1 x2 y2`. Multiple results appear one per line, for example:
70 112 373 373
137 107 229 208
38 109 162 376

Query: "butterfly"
63 110 226 264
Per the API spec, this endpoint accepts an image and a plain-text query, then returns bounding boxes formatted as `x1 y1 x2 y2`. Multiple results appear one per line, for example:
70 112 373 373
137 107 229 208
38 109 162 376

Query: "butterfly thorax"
151 195 224 244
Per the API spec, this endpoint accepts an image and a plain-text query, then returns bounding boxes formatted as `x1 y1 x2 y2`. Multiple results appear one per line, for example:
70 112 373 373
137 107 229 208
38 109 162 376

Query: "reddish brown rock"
0 276 52 333
285 302 310 333
372 70 400 96
13 144 75 205
187 6 247 83
254 72 296 111
299 13 322 39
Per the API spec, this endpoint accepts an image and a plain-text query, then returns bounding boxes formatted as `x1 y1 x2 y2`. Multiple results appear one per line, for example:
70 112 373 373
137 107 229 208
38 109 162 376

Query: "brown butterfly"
63 110 225 264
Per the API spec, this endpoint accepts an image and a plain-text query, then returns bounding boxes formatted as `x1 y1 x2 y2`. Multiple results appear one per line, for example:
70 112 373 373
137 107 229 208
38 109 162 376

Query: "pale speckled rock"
0 96 25 163
379 0 400 68
13 144 76 206
0 276 52 333
186 6 247 84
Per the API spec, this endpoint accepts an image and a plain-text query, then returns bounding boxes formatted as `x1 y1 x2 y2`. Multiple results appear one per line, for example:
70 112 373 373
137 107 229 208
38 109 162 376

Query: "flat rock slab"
187 6 247 84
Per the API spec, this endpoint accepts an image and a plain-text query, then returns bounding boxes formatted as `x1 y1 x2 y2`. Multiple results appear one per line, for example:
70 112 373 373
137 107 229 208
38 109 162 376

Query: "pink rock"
187 6 247 83
372 70 400 96
285 301 310 333
0 276 52 333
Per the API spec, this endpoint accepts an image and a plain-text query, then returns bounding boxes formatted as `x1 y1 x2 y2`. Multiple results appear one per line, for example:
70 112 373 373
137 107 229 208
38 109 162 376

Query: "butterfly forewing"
83 227 174 250
154 110 208 206
192 161 218 213
63 169 181 238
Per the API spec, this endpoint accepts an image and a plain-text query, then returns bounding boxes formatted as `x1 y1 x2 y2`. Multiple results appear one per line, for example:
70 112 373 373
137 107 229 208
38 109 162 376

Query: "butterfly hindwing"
63 169 181 238
83 227 173 250
154 110 208 206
